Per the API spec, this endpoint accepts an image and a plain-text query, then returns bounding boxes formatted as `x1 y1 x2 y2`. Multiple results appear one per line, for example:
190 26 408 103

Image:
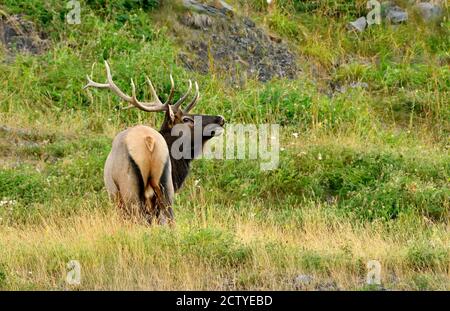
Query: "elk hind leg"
150 180 174 226
142 186 158 225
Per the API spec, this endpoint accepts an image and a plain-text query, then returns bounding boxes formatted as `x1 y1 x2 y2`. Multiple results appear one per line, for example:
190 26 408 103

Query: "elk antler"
183 81 200 113
83 61 167 112
83 61 200 113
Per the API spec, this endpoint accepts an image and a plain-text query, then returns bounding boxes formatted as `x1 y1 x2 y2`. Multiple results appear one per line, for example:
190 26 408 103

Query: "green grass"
0 0 448 290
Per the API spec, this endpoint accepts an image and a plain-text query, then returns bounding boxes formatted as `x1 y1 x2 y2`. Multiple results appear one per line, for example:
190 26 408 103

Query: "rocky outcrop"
178 0 298 83
0 14 48 56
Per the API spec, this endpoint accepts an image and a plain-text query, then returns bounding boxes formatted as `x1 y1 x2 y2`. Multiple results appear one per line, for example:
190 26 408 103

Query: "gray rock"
180 12 213 29
330 81 369 95
414 2 443 22
350 81 369 89
348 16 367 32
294 274 314 286
315 280 339 291
243 17 255 28
183 0 234 16
335 84 347 93
217 0 233 12
385 5 408 24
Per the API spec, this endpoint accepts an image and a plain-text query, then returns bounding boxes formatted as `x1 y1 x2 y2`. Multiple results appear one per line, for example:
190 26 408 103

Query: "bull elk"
83 61 225 225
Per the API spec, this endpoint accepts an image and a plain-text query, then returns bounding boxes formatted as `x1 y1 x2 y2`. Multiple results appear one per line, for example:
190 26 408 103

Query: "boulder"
384 4 408 24
348 16 367 32
414 2 443 22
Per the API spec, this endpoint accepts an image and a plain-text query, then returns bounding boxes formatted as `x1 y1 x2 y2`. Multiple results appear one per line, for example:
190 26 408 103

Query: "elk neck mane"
160 130 193 192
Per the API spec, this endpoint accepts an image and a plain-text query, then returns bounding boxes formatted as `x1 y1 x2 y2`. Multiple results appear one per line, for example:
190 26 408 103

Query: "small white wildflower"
292 132 299 138
194 179 201 188
318 153 322 160
0 199 16 207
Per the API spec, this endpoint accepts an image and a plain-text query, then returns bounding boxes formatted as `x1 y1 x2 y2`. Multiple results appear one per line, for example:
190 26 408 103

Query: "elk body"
84 61 225 224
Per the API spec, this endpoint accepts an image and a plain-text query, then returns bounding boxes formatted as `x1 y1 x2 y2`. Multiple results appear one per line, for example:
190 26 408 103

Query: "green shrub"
86 0 161 13
0 168 48 204
214 145 449 222
406 243 449 271
301 250 325 272
242 0 365 17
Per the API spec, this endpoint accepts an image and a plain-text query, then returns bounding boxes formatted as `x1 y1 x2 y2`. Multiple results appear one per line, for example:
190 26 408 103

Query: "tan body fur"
104 125 174 222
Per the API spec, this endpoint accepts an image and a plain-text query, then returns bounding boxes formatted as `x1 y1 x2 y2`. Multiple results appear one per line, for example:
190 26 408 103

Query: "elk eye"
182 117 194 124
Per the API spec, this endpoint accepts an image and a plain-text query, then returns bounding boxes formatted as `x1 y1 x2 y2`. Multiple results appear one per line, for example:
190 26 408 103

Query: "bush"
86 0 161 12
243 0 365 17
0 168 48 205
407 243 449 271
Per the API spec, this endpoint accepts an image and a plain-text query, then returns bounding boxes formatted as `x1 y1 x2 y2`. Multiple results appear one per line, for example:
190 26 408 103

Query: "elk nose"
216 115 225 126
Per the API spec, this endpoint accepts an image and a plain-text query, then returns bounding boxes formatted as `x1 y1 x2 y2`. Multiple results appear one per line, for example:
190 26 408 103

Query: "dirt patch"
0 13 48 57
176 10 298 83
0 126 56 168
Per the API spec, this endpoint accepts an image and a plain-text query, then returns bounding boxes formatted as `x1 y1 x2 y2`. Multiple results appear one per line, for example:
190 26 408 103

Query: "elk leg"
113 187 140 222
158 165 175 225
142 186 157 225
141 196 158 225
159 185 175 226
151 182 174 226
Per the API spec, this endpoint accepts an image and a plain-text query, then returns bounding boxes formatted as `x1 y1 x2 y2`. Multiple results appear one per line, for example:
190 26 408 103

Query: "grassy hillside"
0 0 448 290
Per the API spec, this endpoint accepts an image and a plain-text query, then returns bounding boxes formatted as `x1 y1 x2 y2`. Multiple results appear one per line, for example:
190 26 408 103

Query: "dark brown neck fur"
159 130 193 192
